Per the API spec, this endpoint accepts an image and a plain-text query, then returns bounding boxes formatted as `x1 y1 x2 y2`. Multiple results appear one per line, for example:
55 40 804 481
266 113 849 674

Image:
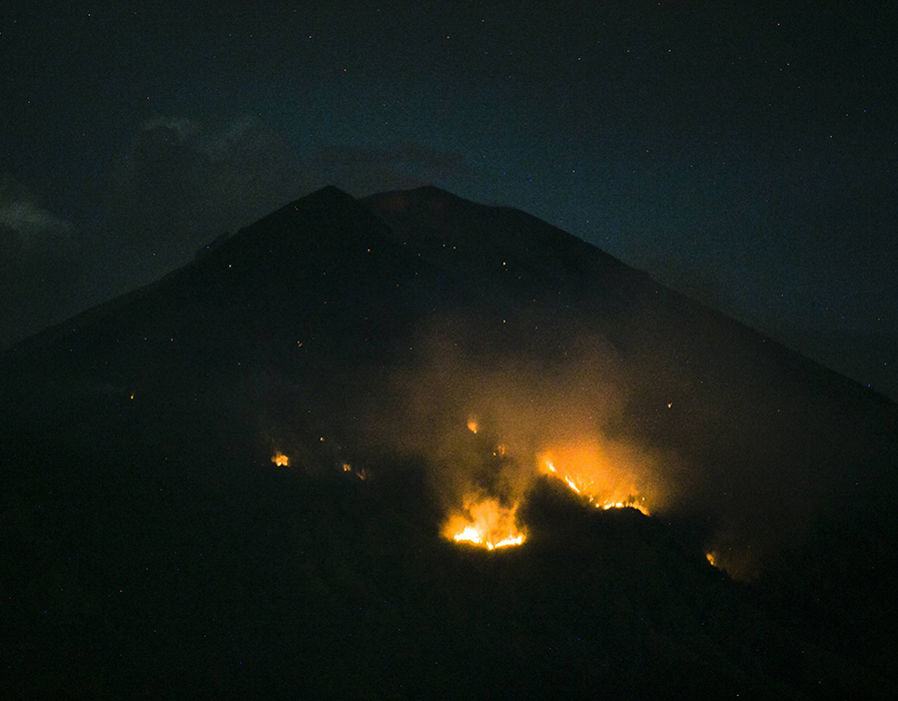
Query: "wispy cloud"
0 200 72 239
0 174 73 241
0 174 80 347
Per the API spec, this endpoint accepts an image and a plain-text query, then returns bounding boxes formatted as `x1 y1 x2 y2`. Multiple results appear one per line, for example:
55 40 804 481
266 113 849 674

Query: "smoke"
230 185 894 582
340 287 895 581
356 312 679 547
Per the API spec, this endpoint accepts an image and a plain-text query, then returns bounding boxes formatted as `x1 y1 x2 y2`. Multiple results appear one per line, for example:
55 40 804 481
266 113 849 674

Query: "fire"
271 452 290 467
563 475 581 494
442 495 526 550
537 444 650 515
466 417 479 434
341 462 367 480
705 552 717 567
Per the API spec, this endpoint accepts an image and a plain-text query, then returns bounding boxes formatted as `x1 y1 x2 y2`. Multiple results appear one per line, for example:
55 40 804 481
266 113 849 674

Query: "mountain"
3 185 896 697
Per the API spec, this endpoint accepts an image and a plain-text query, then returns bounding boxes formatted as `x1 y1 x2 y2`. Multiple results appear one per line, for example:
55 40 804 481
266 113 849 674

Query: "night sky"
2 2 896 398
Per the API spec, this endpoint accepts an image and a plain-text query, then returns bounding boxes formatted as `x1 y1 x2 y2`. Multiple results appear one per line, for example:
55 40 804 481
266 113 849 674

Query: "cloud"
99 120 471 291
101 115 311 286
1 120 472 348
139 115 201 142
0 200 73 240
2 115 471 347
0 175 73 241
0 175 80 347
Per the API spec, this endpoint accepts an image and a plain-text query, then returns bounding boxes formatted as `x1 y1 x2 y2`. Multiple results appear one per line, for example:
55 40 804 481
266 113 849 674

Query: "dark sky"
2 2 896 397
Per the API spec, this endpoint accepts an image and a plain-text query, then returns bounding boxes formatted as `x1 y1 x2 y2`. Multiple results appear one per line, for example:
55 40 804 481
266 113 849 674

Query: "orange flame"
466 417 479 434
271 452 290 467
537 444 650 515
442 495 525 550
341 462 367 480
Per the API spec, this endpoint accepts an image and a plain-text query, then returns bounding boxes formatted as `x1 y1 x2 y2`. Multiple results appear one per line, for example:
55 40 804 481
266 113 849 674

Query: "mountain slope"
2 185 896 697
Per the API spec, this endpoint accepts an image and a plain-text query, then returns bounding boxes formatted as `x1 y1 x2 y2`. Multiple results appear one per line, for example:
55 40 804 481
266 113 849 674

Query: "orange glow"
442 495 526 550
705 552 717 567
537 444 650 515
563 475 581 494
340 462 367 480
340 462 368 482
466 418 479 434
271 452 290 467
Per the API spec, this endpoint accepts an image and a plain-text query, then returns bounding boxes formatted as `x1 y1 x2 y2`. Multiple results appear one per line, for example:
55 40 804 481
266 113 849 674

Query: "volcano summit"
3 186 896 697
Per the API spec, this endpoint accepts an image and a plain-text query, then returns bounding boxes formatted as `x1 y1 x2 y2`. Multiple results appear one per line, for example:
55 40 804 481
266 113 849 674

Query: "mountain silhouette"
3 185 896 697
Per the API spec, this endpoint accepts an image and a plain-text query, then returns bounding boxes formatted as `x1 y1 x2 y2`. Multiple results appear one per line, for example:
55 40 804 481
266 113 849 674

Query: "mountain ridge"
10 183 894 411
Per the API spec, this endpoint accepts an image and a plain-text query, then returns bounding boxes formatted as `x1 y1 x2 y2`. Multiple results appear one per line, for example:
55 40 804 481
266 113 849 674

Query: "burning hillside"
435 415 657 551
537 444 651 515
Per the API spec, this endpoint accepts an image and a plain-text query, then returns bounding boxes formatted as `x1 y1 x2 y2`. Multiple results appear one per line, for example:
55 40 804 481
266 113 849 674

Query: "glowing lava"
271 452 290 467
538 445 650 515
442 495 526 550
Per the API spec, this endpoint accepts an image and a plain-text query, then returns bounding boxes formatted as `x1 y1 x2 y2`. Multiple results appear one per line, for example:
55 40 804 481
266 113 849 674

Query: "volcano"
3 186 896 697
